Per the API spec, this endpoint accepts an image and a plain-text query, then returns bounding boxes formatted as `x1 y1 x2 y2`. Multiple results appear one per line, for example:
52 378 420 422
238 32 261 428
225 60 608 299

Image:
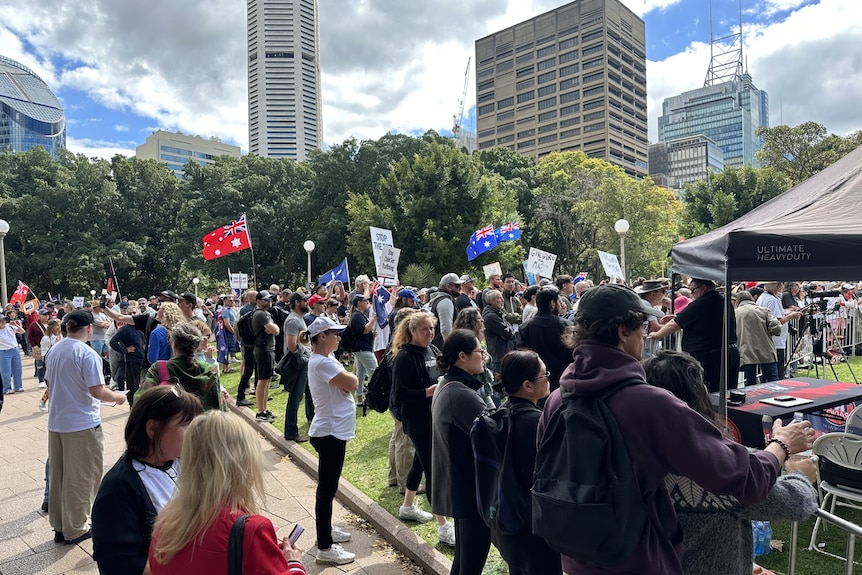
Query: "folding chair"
845 404 862 436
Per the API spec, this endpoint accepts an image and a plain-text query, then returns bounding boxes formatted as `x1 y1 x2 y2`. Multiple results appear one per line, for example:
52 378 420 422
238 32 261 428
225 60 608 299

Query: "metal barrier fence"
789 508 862 575
786 306 862 380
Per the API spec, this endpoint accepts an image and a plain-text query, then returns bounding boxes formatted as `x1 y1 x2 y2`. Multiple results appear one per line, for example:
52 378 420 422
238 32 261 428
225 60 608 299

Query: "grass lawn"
222 355 862 575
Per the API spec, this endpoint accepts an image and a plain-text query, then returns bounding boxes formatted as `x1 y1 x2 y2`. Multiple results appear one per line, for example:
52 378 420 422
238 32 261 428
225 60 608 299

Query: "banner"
525 247 557 277
483 262 502 279
597 250 624 281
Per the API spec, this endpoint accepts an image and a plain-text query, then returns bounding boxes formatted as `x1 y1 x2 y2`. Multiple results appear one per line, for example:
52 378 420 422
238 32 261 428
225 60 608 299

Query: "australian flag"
466 224 499 261
317 258 349 285
496 222 521 242
372 281 390 329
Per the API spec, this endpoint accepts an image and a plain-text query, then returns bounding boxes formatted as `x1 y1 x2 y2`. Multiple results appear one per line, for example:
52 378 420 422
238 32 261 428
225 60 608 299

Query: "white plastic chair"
808 432 862 560
845 404 862 436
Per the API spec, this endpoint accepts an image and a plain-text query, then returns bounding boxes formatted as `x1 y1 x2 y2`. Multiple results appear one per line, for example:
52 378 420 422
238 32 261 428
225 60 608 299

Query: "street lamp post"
303 240 315 290
192 277 199 298
614 218 630 285
0 219 8 306
90 289 96 305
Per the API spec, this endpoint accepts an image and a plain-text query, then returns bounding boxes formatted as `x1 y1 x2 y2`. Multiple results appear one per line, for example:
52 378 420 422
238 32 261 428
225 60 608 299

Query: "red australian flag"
202 214 252 261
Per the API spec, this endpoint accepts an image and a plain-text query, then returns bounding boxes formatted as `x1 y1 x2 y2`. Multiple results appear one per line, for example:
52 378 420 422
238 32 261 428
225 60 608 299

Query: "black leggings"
404 430 433 505
451 508 491 575
309 435 346 549
237 345 256 399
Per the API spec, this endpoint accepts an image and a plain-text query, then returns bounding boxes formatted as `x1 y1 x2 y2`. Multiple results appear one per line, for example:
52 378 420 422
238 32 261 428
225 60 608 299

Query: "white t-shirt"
90 311 109 340
132 458 180 513
308 353 356 441
45 337 104 433
0 325 18 350
756 291 787 349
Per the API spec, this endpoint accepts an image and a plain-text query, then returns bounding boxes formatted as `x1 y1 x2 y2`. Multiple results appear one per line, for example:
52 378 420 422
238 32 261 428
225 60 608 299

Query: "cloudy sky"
0 0 859 159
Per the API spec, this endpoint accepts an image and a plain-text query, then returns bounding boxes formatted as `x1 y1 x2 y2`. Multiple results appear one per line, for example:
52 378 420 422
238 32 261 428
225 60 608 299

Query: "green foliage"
679 166 790 237
400 262 437 289
756 121 862 186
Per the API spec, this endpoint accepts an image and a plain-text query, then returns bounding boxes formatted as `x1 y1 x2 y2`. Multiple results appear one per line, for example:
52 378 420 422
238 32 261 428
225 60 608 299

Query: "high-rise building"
136 130 241 178
657 74 768 169
648 135 724 192
247 0 323 161
475 0 649 178
0 55 66 158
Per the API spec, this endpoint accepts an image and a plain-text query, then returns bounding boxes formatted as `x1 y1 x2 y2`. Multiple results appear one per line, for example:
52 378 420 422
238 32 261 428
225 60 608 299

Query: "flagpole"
109 257 121 302
345 257 352 292
243 213 259 289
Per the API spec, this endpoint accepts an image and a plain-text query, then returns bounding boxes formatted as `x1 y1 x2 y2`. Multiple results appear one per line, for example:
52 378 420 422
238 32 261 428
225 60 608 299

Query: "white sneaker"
316 543 355 565
399 504 433 523
38 382 47 389
437 521 455 546
331 526 351 543
38 399 47 412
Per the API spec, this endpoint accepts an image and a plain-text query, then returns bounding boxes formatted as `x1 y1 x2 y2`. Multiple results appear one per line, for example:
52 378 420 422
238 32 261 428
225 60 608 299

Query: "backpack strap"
228 514 248 575
158 360 170 386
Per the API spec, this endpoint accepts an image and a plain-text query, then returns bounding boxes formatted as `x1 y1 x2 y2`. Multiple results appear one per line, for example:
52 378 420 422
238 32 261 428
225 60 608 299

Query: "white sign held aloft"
72 296 85 308
230 273 249 290
596 250 623 281
377 245 401 280
483 262 503 279
525 247 558 277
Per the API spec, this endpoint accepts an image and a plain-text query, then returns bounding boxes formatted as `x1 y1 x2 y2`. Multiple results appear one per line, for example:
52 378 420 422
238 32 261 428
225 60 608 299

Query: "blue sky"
0 0 857 159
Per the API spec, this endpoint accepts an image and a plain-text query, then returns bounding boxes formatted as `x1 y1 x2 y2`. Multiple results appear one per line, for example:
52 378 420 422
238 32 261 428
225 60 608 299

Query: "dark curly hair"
643 350 722 429
563 309 645 348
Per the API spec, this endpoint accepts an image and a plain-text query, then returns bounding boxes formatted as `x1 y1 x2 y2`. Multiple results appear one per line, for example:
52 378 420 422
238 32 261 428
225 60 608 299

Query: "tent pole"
719 272 730 432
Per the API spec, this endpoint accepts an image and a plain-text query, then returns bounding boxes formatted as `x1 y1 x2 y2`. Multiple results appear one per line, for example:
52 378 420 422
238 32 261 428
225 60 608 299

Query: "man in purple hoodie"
537 283 814 575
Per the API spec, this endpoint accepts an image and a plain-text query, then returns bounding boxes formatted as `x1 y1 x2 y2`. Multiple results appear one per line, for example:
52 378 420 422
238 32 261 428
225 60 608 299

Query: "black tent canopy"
671 144 862 282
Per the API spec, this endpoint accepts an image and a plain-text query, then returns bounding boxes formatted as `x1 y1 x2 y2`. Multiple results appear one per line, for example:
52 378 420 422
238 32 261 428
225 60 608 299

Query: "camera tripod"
788 310 859 383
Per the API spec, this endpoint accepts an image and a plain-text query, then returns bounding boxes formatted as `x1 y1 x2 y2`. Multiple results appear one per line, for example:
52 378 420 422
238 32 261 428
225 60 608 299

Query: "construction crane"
452 57 471 143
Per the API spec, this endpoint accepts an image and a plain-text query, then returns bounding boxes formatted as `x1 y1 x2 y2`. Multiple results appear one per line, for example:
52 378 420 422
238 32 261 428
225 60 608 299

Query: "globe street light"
303 240 316 290
192 277 200 298
614 218 630 285
0 219 8 306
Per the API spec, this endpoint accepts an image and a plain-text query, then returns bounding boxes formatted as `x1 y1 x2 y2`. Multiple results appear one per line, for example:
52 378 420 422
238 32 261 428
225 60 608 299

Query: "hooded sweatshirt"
537 343 780 575
141 355 223 412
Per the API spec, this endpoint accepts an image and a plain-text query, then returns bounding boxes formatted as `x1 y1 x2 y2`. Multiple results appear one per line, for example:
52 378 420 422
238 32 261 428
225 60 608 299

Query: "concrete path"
0 357 434 575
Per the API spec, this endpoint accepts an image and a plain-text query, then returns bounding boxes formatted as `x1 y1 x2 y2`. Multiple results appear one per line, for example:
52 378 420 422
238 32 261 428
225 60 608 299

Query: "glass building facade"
0 55 66 158
657 73 767 169
649 135 724 193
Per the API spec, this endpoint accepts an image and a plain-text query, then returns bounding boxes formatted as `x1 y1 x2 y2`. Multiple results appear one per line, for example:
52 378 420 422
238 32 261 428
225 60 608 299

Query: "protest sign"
483 262 502 279
525 247 557 277
229 272 249 290
597 250 623 281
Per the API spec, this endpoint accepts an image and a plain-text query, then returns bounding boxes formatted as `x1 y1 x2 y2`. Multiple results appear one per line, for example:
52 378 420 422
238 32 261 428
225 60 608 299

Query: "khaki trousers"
387 413 415 489
48 425 104 539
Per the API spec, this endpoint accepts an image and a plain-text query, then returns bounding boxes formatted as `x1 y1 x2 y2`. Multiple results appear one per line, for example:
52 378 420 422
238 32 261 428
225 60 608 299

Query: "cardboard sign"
483 262 503 279
377 245 401 280
22 298 39 314
229 273 249 290
370 227 394 262
525 247 557 277
73 296 85 308
597 250 623 281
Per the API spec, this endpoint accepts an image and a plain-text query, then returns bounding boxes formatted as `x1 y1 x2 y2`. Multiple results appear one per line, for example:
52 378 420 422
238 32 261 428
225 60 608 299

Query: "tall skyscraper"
0 55 66 158
657 7 768 169
475 0 649 179
648 135 724 192
247 0 322 161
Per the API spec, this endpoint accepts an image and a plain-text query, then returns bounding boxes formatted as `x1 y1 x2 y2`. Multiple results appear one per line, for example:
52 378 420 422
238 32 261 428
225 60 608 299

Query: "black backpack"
235 311 256 348
339 314 359 352
531 380 645 566
470 400 535 534
364 353 393 413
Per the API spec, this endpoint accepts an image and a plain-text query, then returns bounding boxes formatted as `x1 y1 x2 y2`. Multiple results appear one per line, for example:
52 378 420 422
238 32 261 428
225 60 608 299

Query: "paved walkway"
0 357 429 575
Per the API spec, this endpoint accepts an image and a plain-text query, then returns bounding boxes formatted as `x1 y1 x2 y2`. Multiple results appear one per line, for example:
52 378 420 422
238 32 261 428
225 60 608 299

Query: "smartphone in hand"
288 524 304 546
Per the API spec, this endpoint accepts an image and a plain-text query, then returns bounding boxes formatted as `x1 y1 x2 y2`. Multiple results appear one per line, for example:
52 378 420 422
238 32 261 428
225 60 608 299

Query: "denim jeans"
352 350 378 398
284 363 308 438
35 358 46 383
0 347 23 393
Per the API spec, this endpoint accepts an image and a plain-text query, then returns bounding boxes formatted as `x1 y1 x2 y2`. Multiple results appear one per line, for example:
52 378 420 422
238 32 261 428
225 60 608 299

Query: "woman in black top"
491 350 561 575
391 311 455 546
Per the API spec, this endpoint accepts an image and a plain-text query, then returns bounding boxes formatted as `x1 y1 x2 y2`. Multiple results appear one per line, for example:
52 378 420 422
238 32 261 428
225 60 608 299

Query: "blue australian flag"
372 281 390 329
496 222 521 242
317 257 349 285
466 224 499 261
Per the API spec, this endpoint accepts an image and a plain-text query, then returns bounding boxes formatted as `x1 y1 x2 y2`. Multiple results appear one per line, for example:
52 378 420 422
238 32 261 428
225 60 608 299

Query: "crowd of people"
2 269 837 575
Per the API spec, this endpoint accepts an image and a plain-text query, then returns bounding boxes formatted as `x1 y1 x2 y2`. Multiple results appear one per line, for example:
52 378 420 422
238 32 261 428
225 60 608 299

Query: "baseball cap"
439 273 463 288
38 308 49 315
308 316 348 337
256 290 275 301
397 288 420 303
63 310 94 330
159 290 179 301
350 293 369 305
459 274 476 284
288 291 309 306
179 292 197 306
577 284 661 321
308 294 326 306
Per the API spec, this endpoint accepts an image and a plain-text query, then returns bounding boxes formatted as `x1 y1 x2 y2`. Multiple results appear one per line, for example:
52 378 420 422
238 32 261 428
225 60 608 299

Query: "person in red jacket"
27 308 50 386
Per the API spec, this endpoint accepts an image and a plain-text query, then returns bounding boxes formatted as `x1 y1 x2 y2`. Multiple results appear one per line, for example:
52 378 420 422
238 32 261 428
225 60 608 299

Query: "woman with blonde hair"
147 303 184 364
149 411 306 574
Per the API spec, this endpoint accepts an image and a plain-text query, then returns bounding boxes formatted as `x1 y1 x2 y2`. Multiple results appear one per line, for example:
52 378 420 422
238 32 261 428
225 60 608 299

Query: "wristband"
767 438 791 461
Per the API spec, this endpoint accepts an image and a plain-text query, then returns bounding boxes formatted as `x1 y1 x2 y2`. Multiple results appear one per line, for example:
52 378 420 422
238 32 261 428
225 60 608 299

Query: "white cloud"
66 137 135 159
113 124 128 132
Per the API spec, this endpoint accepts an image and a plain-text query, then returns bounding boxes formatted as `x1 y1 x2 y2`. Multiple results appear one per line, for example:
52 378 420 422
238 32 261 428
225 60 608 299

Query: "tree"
756 122 862 185
679 166 790 237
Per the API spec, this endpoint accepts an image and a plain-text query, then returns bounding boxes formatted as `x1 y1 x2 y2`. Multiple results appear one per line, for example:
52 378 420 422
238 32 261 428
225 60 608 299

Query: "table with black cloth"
709 377 862 448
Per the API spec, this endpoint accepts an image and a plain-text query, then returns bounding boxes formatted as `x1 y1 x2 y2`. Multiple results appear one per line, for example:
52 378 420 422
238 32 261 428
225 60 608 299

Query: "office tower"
0 55 66 158
247 0 322 160
649 135 724 192
475 0 649 178
136 130 241 178
657 7 768 168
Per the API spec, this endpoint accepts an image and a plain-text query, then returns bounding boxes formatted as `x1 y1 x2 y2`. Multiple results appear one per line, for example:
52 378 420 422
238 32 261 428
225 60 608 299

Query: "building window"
538 97 557 110
498 96 514 109
516 65 535 78
560 90 580 103
537 58 556 71
537 71 556 84
560 64 579 77
517 91 535 103
538 84 557 97
537 45 555 57
538 110 557 122
478 103 495 115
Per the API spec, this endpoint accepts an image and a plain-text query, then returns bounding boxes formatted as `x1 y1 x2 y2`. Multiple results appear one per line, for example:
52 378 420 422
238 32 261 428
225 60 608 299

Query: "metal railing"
789 509 862 575
786 307 862 381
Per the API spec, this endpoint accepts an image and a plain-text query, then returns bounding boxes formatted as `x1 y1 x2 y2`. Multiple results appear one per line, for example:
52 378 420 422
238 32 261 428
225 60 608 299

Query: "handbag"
228 514 248 575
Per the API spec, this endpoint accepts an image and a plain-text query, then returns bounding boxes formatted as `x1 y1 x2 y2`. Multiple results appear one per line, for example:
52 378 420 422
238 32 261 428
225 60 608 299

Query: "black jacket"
92 455 157 575
109 324 145 364
392 343 440 436
482 305 516 364
520 311 573 391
